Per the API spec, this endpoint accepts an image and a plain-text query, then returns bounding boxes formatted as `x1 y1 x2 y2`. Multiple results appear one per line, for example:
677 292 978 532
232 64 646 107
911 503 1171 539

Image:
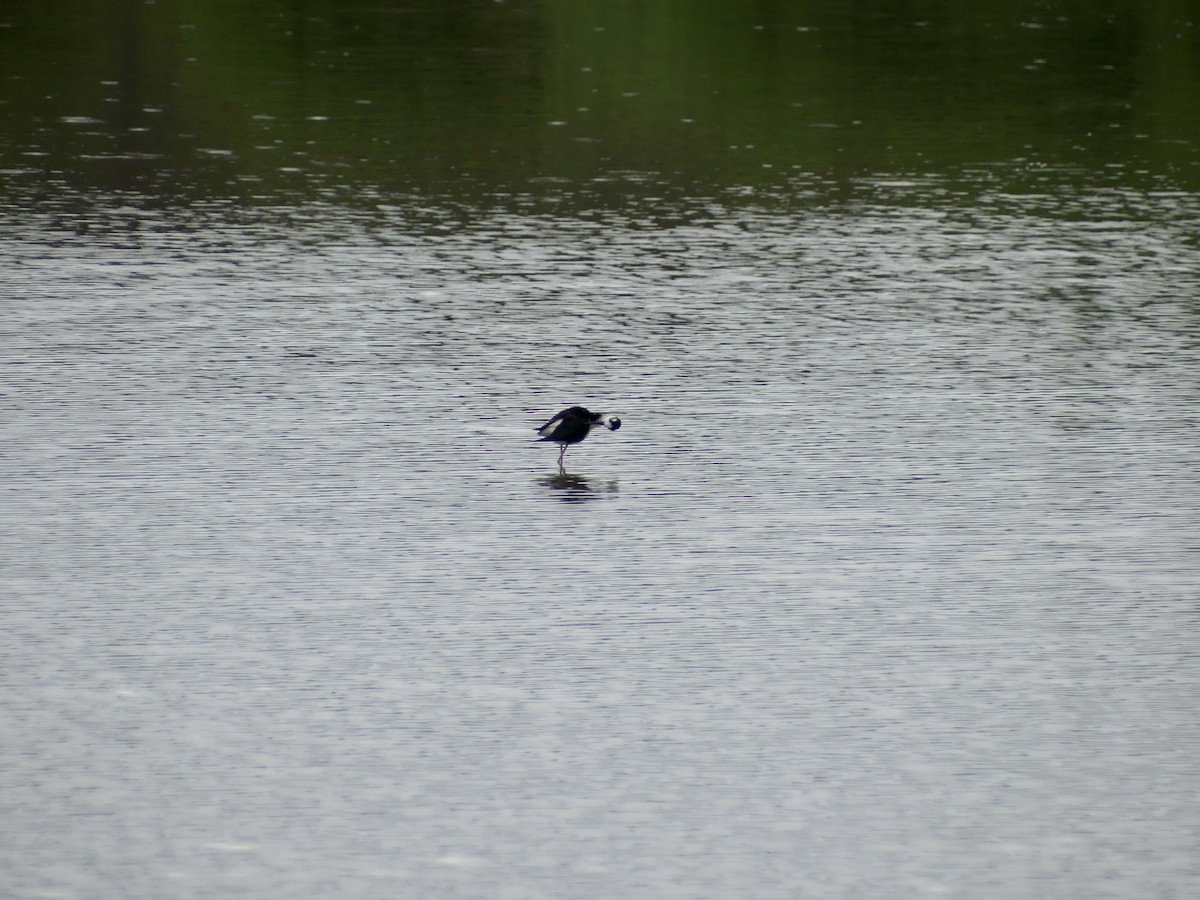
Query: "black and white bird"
535 406 621 470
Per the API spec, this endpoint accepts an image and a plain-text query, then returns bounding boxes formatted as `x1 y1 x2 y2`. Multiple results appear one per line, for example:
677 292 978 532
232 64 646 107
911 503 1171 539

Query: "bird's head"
602 415 621 431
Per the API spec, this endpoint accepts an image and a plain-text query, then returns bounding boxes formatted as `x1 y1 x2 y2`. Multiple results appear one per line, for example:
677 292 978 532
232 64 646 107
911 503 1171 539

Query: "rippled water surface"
3 187 1199 899
3 1 1200 896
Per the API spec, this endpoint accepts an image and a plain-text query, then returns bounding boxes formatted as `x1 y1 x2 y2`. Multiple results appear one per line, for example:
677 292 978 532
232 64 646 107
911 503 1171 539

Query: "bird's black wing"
536 408 571 438
536 407 593 443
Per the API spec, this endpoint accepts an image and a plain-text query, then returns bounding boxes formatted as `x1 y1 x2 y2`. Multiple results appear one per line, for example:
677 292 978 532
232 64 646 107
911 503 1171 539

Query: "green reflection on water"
1 0 1197 207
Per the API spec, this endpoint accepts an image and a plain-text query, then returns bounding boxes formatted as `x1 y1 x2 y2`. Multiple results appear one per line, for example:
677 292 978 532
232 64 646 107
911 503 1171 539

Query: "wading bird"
535 406 621 471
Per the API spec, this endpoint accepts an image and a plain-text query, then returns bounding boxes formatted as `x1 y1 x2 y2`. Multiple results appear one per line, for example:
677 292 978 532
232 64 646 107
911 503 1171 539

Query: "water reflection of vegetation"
1 0 1197 205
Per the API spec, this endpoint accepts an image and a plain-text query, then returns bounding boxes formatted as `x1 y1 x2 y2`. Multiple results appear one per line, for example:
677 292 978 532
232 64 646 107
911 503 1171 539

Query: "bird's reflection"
538 471 618 502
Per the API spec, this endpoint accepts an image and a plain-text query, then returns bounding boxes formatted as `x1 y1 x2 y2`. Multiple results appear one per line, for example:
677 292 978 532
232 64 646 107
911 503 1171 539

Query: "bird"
535 406 621 471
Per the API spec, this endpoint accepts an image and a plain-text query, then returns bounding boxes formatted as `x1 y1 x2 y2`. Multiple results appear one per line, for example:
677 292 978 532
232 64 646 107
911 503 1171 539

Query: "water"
4 190 1198 898
3 2 1200 898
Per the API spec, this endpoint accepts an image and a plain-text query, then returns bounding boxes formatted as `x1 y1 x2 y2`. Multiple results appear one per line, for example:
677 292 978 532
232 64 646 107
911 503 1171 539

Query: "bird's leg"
558 443 567 472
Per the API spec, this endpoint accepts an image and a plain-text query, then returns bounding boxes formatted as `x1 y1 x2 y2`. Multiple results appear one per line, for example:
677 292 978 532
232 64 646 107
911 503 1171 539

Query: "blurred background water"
2 1 1199 898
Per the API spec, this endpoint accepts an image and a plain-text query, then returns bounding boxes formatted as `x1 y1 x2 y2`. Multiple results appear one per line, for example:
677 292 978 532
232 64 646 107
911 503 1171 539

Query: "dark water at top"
4 0 1199 205
2 2 1199 898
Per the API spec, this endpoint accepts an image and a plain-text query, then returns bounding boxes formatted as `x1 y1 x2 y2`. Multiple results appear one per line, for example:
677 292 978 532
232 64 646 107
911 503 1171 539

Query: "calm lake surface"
2 2 1199 898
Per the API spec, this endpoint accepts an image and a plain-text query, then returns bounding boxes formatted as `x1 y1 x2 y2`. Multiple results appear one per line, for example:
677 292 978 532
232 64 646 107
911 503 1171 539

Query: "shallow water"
3 187 1199 898
3 1 1200 897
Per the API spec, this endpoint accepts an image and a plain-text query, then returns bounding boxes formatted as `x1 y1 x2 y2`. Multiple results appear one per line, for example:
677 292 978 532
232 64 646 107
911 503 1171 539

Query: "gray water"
3 185 1199 898
4 0 1200 894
